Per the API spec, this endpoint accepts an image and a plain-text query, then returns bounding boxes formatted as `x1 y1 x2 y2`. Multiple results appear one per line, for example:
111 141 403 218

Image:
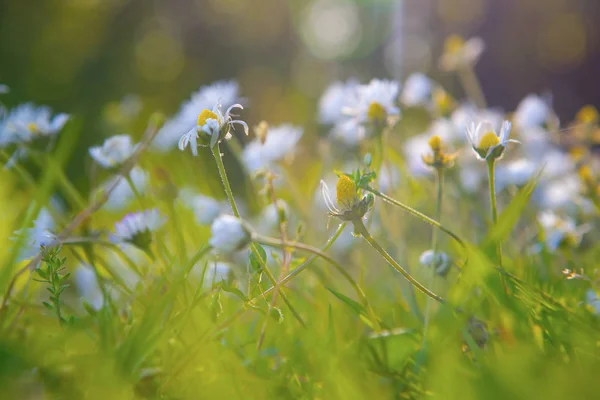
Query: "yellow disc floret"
445 35 465 55
576 105 599 124
367 102 387 123
197 109 218 126
27 123 38 133
336 175 357 208
478 132 500 150
428 135 443 153
578 165 594 186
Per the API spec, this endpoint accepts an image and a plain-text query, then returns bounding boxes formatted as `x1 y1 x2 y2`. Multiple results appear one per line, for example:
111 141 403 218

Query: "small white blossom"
0 103 69 148
75 265 104 311
514 94 551 131
178 102 248 154
89 134 138 168
319 79 359 125
419 249 452 276
400 73 433 107
179 189 224 225
465 120 518 161
152 80 241 151
439 36 485 71
242 124 303 173
114 209 166 248
538 211 589 251
209 215 251 254
495 159 536 191
11 208 56 261
102 167 149 211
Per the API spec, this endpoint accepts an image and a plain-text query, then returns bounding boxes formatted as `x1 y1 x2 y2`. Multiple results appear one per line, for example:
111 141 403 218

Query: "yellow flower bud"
336 175 357 208
367 102 387 124
428 135 443 153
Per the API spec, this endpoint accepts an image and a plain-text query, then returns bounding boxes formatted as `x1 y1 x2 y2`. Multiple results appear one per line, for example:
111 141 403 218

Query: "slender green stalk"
253 231 382 331
364 186 465 247
486 159 503 266
210 143 305 327
125 173 145 208
352 219 446 305
423 168 444 339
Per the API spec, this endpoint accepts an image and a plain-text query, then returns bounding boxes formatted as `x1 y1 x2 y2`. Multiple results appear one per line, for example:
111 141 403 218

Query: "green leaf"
249 244 267 272
42 301 54 311
269 307 284 323
326 287 367 318
220 283 247 301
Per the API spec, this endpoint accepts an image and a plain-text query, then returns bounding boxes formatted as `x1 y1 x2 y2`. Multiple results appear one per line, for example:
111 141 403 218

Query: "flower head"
0 103 69 148
419 250 452 277
89 134 138 169
513 94 551 130
179 102 248 154
114 209 166 250
421 134 457 170
538 211 590 252
320 175 373 222
209 215 252 254
11 208 56 262
576 105 599 125
319 79 359 125
466 120 518 161
439 35 485 71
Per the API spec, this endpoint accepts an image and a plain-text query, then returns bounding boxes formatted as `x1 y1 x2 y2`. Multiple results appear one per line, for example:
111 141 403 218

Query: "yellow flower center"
336 175 357 208
569 146 587 162
27 123 38 133
367 102 387 123
197 109 218 126
478 132 500 149
578 165 594 185
576 105 599 124
445 35 465 55
428 135 443 152
433 89 452 113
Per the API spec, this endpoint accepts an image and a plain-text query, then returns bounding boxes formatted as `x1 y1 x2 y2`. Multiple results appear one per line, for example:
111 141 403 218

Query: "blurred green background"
1 0 599 181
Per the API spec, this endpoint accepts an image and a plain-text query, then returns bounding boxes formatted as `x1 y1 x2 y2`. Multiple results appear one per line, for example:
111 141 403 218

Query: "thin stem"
253 232 382 331
125 173 145 208
352 219 446 305
210 143 305 328
364 186 465 247
486 160 503 266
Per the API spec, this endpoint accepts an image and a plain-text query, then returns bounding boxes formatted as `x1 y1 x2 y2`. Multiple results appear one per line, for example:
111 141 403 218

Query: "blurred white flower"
179 102 248 154
439 36 485 71
200 261 232 286
400 73 432 107
256 199 290 236
0 84 9 94
0 103 69 148
152 80 241 151
179 189 224 225
514 94 551 130
242 124 303 173
495 159 536 191
114 209 165 250
319 79 359 125
210 215 251 254
534 175 583 212
89 134 138 169
419 249 451 276
538 211 589 251
466 120 517 161
585 289 600 315
519 127 553 161
75 265 104 311
102 167 149 211
451 105 504 143
404 134 434 178
11 208 56 261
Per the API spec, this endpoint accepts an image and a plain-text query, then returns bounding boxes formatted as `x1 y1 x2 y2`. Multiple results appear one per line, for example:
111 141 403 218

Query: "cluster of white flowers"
0 104 69 148
89 134 138 168
242 124 303 173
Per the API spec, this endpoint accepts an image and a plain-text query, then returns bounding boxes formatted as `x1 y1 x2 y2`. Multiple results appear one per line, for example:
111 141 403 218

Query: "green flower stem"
364 186 465 247
487 159 508 291
423 168 444 338
184 245 212 275
352 219 446 305
253 231 382 331
210 143 305 328
458 66 486 109
124 173 145 208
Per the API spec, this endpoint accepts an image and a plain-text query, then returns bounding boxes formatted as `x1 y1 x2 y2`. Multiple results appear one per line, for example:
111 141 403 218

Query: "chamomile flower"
465 120 518 161
209 215 252 254
242 124 303 173
11 208 56 261
419 250 452 277
114 209 166 250
513 94 552 130
89 134 138 169
178 102 248 155
319 79 359 125
320 175 373 222
152 80 241 151
0 103 69 148
400 73 433 107
538 211 590 251
439 35 485 71
421 135 457 170
344 79 401 126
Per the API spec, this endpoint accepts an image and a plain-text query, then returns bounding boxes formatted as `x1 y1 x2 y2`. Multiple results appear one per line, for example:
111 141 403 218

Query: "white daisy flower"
178 102 248 154
451 104 504 143
11 208 56 261
102 167 149 211
114 209 166 249
538 211 590 251
75 265 104 311
419 249 452 277
152 80 241 151
242 124 303 173
465 120 518 161
439 35 485 71
209 215 251 254
178 188 224 225
0 103 69 148
400 73 433 107
89 134 138 169
585 290 600 316
318 79 359 125
534 175 583 212
514 94 552 130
